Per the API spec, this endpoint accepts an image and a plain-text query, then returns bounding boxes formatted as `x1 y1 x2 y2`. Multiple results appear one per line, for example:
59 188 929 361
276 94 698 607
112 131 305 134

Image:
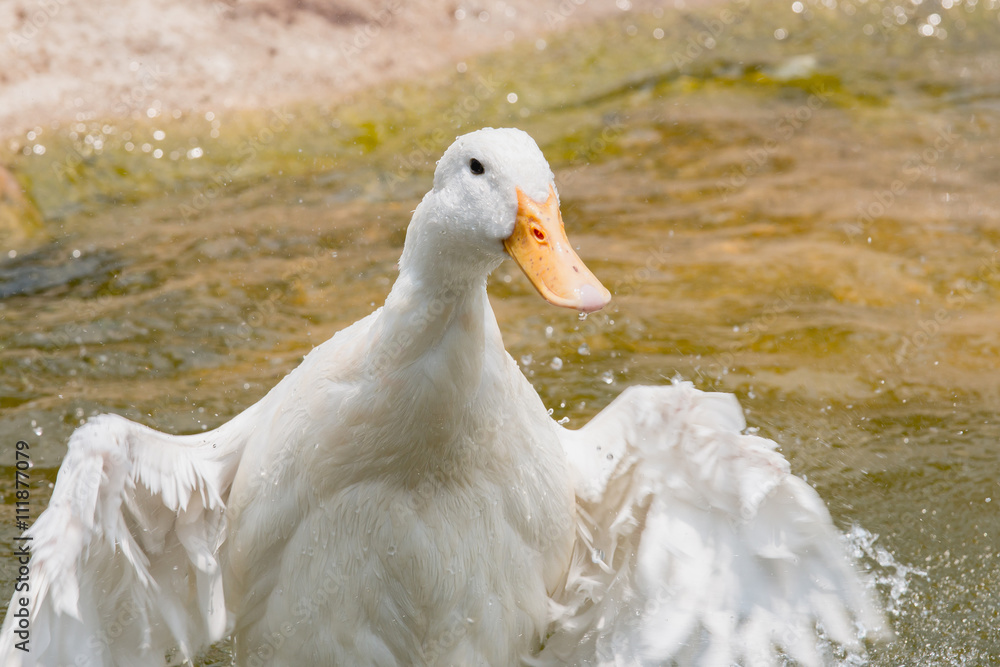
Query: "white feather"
539 382 889 666
0 412 250 666
0 129 887 666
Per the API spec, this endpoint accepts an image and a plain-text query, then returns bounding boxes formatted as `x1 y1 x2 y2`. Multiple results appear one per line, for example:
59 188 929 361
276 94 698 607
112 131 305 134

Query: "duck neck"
375 207 503 385
358 195 514 475
396 192 506 290
366 266 497 475
379 269 490 368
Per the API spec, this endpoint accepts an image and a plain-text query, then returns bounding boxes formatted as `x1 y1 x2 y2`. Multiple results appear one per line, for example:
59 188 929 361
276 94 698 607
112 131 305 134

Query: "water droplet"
577 343 590 355
387 545 397 556
601 371 614 385
520 354 533 367
550 357 563 370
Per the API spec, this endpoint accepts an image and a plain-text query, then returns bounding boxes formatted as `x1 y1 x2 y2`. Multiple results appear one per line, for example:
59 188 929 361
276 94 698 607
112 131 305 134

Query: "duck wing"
542 381 887 666
0 412 250 666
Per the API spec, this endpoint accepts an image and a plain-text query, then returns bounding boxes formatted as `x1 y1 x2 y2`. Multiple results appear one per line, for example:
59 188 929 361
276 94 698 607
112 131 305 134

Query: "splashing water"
842 524 927 619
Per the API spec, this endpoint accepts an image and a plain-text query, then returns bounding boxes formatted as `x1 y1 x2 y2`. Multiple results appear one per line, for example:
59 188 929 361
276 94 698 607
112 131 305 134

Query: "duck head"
400 128 611 313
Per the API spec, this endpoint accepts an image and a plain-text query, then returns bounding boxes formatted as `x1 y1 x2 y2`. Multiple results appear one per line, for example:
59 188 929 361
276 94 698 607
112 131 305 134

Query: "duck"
0 128 887 666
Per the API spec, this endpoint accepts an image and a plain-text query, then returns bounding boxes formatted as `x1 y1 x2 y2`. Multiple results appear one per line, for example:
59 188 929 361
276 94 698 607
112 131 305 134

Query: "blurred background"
1 0 999 663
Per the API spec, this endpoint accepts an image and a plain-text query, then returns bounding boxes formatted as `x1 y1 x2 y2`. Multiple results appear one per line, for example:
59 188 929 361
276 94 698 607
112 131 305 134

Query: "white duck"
0 128 886 666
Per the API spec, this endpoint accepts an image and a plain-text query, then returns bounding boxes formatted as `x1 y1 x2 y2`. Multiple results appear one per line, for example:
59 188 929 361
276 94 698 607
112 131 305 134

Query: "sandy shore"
1 0 678 139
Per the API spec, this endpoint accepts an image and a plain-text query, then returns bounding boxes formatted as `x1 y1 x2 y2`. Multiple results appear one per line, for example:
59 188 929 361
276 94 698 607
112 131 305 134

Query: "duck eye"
469 158 485 175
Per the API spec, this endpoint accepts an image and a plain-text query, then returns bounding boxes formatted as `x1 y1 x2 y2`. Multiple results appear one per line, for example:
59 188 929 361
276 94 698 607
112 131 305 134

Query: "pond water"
1 0 999 663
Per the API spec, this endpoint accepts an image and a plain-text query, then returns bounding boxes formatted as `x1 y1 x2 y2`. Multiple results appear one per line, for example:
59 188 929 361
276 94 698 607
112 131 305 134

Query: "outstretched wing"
541 381 888 666
0 412 249 667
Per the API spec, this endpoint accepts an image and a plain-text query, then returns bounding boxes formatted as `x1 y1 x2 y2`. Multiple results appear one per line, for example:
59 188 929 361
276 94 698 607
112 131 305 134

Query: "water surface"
2 1 999 663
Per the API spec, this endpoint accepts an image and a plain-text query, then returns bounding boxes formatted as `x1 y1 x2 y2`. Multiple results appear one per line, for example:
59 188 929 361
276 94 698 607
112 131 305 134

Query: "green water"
2 0 1000 663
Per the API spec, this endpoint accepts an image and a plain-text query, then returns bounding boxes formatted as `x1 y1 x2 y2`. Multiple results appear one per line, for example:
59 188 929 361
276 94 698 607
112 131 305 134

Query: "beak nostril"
508 185 609 312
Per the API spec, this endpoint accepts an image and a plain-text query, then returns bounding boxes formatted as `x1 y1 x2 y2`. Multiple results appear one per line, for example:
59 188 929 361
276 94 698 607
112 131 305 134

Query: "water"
2 1 1000 663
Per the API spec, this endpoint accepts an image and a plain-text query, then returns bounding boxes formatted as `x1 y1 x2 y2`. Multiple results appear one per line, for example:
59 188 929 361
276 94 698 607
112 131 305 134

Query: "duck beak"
503 185 611 313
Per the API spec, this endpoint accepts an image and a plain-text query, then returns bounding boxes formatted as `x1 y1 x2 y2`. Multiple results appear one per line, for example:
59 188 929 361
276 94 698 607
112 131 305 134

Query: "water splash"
842 523 927 618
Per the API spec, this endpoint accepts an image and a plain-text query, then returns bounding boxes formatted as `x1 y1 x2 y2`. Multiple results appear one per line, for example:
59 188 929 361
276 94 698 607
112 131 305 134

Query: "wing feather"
0 412 247 666
540 381 889 666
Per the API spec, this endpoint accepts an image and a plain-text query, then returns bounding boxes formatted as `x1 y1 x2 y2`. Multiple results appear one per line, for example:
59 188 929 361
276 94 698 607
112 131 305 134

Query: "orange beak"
503 185 611 313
